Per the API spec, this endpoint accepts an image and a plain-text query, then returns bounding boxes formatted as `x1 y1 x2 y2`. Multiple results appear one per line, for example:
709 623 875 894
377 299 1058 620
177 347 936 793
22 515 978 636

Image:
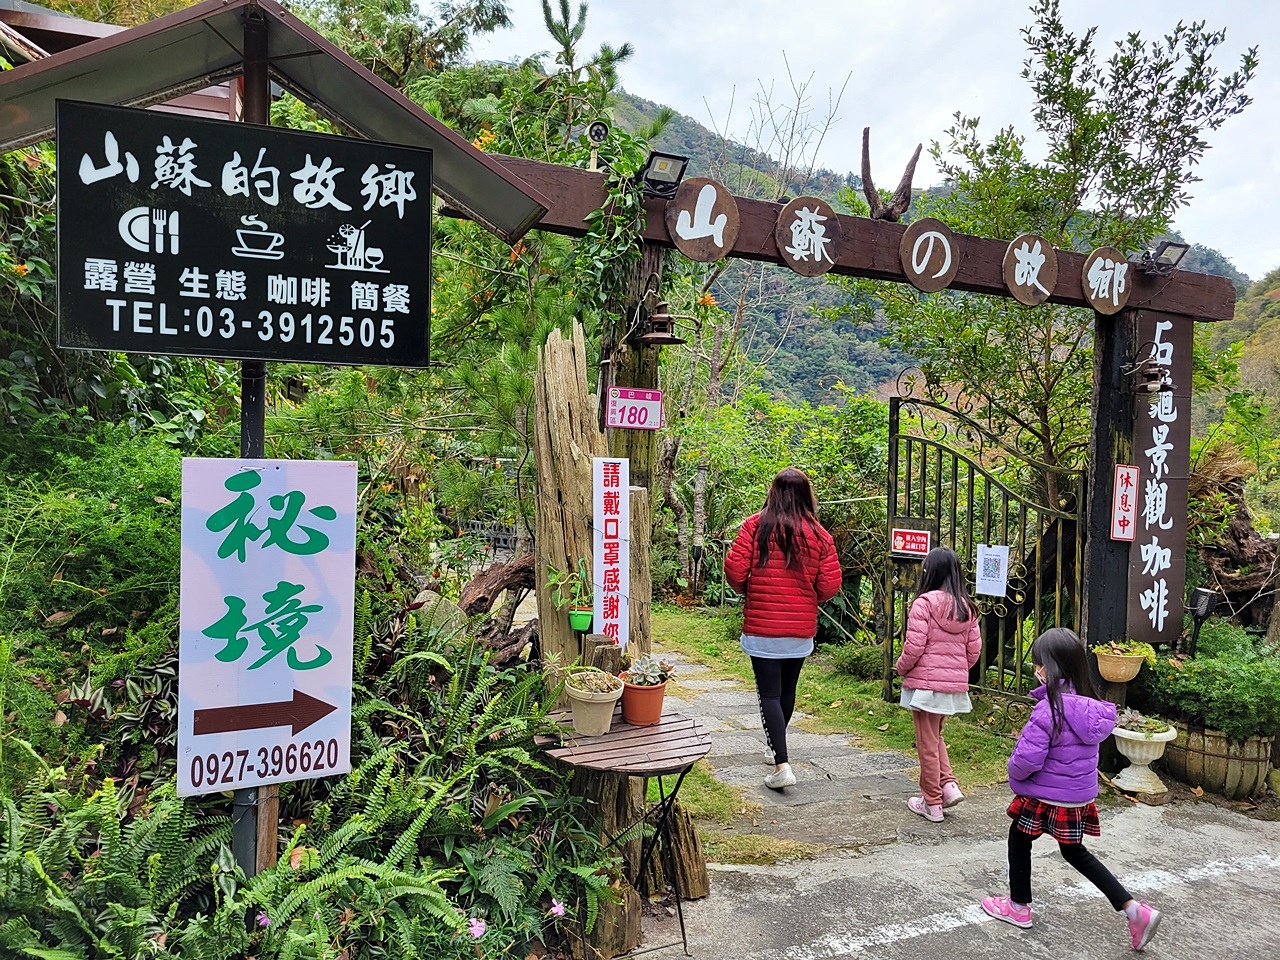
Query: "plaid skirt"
1008 795 1100 844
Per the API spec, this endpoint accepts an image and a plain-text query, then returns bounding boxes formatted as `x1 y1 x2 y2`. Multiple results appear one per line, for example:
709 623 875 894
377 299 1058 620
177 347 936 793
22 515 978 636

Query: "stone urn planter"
1161 722 1276 800
1112 725 1178 794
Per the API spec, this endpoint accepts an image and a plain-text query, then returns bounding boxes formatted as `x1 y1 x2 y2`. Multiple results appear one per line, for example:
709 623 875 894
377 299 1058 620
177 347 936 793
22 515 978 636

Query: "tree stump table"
540 708 712 959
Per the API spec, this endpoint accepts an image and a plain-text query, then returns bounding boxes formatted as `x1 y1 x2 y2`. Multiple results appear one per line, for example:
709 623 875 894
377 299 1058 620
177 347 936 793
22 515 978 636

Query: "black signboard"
56 100 431 367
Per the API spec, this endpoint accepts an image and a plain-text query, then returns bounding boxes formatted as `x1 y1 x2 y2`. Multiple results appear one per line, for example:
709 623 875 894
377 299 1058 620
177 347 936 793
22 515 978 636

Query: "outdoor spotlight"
586 119 610 144
635 301 687 346
1186 586 1219 658
1137 240 1191 276
637 151 689 199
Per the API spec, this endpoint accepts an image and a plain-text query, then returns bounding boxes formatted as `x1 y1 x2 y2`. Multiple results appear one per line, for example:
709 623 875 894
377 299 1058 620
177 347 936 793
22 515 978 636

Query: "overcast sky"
471 1 1279 282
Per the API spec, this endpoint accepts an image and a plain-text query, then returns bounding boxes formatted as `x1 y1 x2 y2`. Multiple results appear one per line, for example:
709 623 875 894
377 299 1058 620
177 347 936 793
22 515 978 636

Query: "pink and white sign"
1112 464 1139 541
606 387 663 431
890 528 931 558
593 458 631 650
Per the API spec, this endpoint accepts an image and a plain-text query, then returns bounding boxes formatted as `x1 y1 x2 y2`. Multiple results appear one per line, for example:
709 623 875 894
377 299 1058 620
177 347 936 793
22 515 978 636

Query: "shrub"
1187 616 1260 660
1130 652 1280 742
831 643 886 682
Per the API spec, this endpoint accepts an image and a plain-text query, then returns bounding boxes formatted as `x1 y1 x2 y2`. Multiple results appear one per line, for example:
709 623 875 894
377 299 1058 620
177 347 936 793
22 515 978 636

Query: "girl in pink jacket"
896 546 982 822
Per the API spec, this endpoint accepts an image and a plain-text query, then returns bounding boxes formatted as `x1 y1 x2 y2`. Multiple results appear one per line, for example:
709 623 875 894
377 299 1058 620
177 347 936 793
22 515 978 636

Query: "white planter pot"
1112 726 1178 794
565 683 623 737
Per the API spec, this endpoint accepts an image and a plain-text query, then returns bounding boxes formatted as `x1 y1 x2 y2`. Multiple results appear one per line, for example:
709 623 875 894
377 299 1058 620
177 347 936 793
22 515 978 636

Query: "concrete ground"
639 654 1280 959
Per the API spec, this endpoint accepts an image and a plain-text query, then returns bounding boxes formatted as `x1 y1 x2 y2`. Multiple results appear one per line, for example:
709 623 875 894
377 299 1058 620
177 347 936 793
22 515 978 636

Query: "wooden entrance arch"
453 155 1233 661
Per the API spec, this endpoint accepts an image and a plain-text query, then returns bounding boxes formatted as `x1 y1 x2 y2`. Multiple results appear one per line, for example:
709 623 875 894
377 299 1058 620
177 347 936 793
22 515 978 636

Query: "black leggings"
1008 823 1131 910
750 656 805 764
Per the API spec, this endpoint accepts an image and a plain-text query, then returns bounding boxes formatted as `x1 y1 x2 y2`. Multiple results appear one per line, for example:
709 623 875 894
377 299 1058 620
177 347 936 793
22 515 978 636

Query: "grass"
646 760 759 822
700 833 823 864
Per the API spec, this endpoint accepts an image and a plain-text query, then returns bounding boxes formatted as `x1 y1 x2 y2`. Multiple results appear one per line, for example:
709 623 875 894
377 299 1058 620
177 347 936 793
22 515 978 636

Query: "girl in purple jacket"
981 628 1161 951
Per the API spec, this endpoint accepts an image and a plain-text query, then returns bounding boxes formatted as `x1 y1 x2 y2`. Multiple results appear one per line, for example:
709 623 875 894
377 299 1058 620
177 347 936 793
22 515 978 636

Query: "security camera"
586 120 610 145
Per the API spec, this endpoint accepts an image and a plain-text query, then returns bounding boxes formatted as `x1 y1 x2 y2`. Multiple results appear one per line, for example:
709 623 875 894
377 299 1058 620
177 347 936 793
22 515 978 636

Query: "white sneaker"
764 763 796 790
764 745 775 766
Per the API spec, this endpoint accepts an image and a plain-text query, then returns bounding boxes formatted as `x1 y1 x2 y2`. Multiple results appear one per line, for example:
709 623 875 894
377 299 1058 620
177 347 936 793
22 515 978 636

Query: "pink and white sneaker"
982 896 1032 929
941 781 965 807
907 796 943 822
1128 902 1161 951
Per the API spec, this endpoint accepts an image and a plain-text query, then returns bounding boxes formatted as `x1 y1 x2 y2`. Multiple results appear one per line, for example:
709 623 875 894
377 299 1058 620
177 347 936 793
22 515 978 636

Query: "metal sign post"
236 12 269 877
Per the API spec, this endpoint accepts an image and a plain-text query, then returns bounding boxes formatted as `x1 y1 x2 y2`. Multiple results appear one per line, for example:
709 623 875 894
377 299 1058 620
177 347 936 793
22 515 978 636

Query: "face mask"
1034 665 1046 683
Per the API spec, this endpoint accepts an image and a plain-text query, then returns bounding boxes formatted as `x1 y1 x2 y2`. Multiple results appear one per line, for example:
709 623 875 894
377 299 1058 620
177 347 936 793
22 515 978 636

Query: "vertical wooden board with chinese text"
1126 314 1193 646
178 459 356 797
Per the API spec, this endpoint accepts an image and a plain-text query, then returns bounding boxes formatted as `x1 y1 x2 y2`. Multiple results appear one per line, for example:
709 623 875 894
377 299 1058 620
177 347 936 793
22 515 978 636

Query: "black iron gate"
883 394 1084 713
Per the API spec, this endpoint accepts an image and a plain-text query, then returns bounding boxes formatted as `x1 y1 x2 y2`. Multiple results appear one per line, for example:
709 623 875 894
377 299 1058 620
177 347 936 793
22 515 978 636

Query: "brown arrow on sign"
192 689 336 737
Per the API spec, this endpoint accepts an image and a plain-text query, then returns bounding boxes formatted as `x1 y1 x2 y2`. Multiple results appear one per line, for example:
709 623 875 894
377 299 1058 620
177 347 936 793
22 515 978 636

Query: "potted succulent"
619 653 676 726
562 665 623 737
1092 639 1157 683
1111 708 1177 795
548 558 594 632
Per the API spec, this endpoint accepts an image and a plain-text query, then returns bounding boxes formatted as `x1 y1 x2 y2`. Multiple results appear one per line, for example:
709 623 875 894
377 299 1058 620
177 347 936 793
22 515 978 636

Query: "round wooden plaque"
900 218 958 292
1002 233 1058 306
664 177 740 262
1081 246 1133 315
774 196 842 276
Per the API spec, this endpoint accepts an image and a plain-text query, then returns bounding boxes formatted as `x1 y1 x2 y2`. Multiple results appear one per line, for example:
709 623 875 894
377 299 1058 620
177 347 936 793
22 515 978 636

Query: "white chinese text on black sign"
57 100 432 367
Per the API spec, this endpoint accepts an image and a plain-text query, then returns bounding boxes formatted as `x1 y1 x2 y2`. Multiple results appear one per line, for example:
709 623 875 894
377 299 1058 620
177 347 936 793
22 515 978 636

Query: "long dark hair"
916 546 976 622
1032 628 1097 734
755 468 818 570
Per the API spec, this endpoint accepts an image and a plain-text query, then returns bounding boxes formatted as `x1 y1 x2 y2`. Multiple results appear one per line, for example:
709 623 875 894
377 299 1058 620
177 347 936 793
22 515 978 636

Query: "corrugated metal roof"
0 0 548 242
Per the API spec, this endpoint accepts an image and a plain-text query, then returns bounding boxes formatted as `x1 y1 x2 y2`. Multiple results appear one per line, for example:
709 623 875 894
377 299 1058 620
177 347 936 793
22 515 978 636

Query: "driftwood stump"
639 800 711 900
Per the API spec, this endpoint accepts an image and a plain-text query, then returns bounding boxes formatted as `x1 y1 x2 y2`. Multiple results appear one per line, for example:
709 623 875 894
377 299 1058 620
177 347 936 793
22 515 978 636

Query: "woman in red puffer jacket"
724 468 842 791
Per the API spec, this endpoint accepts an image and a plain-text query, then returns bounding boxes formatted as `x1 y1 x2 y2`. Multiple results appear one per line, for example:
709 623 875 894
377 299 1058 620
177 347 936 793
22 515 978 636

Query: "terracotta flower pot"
1095 652 1145 683
620 676 667 726
1111 725 1177 794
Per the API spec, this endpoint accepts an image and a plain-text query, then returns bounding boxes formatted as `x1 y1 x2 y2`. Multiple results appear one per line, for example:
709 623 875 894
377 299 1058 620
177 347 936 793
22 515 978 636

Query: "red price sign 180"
606 387 664 431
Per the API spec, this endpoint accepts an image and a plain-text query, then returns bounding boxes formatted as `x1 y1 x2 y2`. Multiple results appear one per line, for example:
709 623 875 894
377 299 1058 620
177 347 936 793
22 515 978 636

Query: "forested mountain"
613 91 1254 407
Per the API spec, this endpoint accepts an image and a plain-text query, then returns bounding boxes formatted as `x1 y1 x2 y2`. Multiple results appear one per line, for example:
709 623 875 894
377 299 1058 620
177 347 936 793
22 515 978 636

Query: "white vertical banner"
178 458 356 797
593 458 630 650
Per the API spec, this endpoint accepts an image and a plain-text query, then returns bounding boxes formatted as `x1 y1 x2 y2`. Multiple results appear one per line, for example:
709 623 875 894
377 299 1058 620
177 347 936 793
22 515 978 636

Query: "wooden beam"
456 156 1236 322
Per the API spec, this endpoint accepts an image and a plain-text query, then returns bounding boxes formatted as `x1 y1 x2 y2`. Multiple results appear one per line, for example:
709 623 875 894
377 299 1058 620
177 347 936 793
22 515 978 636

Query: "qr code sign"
981 554 1002 581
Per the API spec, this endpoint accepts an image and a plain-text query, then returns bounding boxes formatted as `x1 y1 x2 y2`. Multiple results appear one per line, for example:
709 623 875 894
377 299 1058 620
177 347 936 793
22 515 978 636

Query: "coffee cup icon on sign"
231 215 285 260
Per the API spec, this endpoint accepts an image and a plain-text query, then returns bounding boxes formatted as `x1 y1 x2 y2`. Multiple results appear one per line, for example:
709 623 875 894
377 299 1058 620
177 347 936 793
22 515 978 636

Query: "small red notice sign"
890 528 931 558
1112 464 1139 541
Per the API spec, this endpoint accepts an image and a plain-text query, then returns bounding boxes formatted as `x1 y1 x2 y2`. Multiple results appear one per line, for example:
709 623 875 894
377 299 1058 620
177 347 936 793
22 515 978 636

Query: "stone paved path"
660 652 923 850
642 650 1280 959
